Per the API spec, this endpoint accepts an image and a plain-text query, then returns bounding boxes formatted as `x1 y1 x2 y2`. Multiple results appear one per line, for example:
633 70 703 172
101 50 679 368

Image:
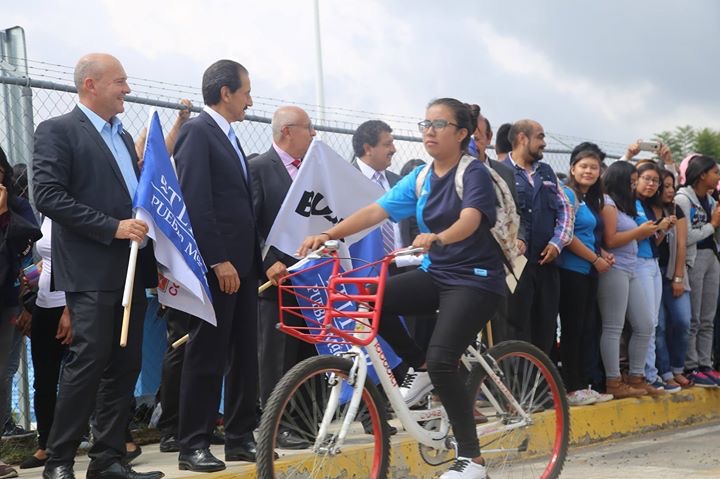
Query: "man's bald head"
509 119 546 163
271 105 315 158
74 53 121 93
73 53 130 121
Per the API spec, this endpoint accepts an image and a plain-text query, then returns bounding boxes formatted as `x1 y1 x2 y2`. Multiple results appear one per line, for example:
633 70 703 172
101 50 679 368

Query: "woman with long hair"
556 149 613 405
596 161 658 398
653 170 692 389
675 155 720 387
634 161 674 393
299 98 504 478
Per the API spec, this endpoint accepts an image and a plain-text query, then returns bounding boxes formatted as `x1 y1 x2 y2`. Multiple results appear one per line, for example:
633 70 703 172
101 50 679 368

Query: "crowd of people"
0 51 719 479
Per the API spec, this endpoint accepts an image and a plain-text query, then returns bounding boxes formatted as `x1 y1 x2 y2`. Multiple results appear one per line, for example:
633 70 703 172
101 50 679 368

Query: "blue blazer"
174 110 261 278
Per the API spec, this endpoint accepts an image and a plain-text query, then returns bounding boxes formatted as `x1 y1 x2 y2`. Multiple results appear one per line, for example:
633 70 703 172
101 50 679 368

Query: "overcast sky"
4 0 719 147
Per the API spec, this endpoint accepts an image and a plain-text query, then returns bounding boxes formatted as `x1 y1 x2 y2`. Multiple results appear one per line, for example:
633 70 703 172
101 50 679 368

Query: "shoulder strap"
454 155 476 200
415 163 432 198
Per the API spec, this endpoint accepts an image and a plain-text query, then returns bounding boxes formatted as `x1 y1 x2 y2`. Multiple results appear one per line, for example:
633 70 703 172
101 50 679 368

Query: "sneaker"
687 370 718 388
585 387 613 403
0 463 18 479
399 369 433 407
661 378 681 393
1 423 35 440
699 368 720 387
439 457 487 479
567 389 597 407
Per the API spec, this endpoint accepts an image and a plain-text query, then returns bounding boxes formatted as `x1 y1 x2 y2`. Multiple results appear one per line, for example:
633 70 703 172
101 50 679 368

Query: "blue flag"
134 110 216 325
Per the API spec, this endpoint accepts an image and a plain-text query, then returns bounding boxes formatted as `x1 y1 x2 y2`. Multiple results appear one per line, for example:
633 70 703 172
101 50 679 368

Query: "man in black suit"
250 106 317 449
173 59 261 472
33 53 161 479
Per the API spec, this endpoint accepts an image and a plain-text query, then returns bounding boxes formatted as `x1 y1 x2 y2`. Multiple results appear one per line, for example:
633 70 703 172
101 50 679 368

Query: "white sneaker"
399 369 433 407
439 457 487 479
585 387 613 403
567 389 597 406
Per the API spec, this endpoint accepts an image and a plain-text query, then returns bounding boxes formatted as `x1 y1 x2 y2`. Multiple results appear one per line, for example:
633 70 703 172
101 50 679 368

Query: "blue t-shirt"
557 187 597 275
635 199 654 259
377 160 505 295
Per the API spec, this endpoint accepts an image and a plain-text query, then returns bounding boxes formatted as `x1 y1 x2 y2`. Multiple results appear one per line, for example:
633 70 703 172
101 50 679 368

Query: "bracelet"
319 232 332 240
592 255 601 264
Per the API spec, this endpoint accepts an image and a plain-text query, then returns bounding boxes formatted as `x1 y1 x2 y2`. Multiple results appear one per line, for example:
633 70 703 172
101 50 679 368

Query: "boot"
626 375 666 397
605 377 645 399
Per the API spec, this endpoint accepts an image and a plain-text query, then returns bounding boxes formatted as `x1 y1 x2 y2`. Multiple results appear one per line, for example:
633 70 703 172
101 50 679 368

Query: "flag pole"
120 225 140 347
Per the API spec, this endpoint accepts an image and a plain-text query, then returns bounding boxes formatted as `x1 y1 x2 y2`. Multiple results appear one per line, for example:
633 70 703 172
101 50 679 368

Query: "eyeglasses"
417 119 460 133
287 123 314 132
639 175 660 185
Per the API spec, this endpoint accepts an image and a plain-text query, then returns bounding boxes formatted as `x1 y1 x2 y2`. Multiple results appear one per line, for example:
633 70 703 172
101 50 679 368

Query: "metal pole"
313 0 326 125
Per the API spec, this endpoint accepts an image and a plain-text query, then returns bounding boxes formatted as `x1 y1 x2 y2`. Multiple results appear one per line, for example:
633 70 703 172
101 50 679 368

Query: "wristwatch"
673 276 683 284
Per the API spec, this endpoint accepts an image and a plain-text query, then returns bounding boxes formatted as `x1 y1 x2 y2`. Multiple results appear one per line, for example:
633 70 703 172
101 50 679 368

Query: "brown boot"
606 377 645 399
626 375 666 397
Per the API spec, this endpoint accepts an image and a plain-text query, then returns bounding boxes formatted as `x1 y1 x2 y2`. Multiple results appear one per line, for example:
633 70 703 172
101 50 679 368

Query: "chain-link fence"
0 47 632 462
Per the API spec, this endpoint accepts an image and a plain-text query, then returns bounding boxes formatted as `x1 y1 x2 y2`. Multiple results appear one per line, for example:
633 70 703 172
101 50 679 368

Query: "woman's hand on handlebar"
412 232 442 251
297 233 330 257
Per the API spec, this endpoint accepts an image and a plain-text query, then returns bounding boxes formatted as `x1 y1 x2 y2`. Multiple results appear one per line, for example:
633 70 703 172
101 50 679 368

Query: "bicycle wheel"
256 355 391 479
465 340 569 479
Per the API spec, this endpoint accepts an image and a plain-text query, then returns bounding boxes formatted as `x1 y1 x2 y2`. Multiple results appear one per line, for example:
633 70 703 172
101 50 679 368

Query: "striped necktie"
372 171 395 254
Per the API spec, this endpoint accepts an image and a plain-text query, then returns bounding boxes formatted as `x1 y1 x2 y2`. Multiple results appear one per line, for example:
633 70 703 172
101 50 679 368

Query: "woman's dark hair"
0 145 16 199
684 155 718 187
400 158 425 177
602 161 637 216
566 150 604 214
636 161 663 203
427 98 473 150
570 141 606 164
658 169 676 209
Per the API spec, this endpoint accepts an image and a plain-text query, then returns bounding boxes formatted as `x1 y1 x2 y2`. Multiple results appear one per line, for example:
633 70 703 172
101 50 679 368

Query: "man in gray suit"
250 106 316 449
33 53 161 479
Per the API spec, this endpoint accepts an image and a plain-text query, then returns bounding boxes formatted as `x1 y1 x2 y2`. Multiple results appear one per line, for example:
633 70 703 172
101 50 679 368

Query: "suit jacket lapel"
268 147 293 191
73 107 130 197
202 112 248 181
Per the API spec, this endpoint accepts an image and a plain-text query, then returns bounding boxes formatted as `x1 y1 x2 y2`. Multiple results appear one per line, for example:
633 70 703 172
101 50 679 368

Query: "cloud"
467 19 657 122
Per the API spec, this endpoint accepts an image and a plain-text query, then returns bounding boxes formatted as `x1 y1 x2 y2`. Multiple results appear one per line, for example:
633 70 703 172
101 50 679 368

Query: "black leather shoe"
159 435 179 453
178 448 225 472
276 429 312 450
224 438 258 462
86 462 163 479
20 454 47 469
122 445 142 465
42 464 75 479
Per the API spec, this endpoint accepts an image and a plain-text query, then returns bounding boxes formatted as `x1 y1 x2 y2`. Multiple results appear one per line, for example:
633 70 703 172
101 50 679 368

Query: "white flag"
264 139 384 269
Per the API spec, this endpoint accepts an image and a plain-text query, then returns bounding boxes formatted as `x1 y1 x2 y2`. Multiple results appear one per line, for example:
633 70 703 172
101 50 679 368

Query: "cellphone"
638 140 661 153
653 218 663 225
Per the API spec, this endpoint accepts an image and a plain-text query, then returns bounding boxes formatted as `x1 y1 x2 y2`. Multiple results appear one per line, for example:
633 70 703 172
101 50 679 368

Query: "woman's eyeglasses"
418 119 459 133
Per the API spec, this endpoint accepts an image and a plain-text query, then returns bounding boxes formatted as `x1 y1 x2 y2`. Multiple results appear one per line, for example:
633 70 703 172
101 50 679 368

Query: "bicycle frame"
289 245 534 456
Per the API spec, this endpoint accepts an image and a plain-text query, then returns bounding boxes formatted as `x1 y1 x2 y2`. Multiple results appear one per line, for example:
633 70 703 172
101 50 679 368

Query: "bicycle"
256 241 570 478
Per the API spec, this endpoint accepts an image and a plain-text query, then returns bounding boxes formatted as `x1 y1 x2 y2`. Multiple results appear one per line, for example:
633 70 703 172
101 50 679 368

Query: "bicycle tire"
256 355 391 479
465 340 569 479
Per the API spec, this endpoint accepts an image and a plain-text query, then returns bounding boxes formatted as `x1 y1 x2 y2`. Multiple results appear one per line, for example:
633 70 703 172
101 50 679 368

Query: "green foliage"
654 125 720 162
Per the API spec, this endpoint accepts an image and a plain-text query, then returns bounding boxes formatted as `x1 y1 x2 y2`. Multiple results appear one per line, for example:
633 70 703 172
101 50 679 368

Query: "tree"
654 125 696 162
694 128 720 159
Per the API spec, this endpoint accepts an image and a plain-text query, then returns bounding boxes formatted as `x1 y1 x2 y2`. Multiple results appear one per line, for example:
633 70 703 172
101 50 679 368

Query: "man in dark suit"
32 53 161 479
173 59 261 472
250 106 316 449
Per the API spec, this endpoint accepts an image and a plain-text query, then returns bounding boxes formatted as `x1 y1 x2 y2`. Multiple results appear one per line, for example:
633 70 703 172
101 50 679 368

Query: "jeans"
655 272 691 379
1 307 23 429
635 258 662 382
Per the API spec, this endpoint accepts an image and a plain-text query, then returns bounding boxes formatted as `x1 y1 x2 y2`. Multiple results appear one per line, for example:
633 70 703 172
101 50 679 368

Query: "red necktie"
291 159 301 169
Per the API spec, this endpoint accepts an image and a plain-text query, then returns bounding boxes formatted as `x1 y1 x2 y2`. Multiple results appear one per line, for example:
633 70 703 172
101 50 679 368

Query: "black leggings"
30 305 67 450
377 269 501 458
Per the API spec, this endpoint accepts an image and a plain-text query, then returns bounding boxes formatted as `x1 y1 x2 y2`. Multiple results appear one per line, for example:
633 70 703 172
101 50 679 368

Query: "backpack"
414 155 522 279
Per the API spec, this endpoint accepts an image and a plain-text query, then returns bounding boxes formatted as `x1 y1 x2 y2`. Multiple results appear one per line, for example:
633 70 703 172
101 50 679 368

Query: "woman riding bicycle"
298 98 504 479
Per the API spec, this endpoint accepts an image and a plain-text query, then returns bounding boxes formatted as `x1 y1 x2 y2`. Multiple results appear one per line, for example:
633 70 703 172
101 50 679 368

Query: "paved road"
561 422 720 478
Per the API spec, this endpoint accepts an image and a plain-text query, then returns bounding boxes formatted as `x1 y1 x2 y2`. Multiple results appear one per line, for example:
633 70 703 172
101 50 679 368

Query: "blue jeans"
636 258 662 382
656 272 691 378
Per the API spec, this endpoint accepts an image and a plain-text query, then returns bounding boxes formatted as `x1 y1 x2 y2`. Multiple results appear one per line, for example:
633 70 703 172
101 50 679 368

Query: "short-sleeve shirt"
605 195 638 273
557 187 597 275
377 160 505 295
635 199 657 259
